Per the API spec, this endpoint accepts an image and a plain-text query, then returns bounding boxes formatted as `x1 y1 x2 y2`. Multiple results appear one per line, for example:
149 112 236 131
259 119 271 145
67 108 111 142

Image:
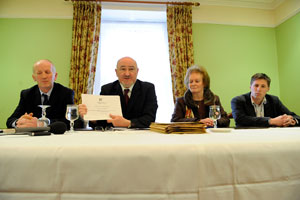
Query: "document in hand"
150 122 206 134
81 94 123 120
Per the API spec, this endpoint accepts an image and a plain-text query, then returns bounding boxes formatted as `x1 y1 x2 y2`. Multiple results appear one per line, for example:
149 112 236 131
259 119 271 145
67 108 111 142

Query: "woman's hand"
200 118 214 127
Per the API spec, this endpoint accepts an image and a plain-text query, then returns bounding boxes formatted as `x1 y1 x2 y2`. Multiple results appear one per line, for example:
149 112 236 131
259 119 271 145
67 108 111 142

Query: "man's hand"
282 114 296 126
107 114 130 127
78 104 87 117
269 114 296 127
16 113 38 127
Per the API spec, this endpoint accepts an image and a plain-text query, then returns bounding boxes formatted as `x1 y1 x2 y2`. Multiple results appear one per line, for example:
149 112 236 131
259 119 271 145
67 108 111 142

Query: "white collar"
119 82 134 92
39 85 54 96
251 96 267 106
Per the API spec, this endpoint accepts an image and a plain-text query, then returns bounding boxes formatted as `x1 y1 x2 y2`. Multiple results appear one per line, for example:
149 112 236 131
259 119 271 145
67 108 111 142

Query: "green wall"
0 18 73 128
0 13 299 128
192 23 280 117
276 13 300 115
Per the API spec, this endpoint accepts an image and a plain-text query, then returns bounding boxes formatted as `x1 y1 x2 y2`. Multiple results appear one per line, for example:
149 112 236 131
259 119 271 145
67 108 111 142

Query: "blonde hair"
184 65 210 89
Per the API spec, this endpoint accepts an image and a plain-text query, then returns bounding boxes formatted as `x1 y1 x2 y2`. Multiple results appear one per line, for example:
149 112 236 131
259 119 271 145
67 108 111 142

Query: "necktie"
124 89 130 105
42 94 50 105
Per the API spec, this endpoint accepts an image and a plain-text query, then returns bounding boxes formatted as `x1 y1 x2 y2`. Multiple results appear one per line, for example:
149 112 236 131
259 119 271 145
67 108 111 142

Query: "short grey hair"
116 57 138 69
33 59 56 74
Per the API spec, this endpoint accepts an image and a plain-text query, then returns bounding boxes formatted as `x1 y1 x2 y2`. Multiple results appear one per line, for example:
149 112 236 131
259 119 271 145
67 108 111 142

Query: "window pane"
94 11 174 122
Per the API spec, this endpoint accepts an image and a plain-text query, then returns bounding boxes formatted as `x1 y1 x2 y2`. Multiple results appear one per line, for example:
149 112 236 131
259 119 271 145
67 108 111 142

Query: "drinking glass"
209 105 221 128
65 104 79 132
38 105 51 127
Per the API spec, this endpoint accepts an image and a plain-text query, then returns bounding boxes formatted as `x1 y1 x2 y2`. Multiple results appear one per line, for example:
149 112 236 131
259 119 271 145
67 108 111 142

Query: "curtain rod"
65 0 200 6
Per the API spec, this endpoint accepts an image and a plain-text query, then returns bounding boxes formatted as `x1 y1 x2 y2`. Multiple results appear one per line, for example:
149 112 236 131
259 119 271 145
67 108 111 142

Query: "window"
94 9 174 122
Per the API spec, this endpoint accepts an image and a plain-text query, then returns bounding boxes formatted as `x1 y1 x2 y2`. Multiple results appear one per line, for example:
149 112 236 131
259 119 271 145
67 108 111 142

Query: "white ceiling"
195 0 285 9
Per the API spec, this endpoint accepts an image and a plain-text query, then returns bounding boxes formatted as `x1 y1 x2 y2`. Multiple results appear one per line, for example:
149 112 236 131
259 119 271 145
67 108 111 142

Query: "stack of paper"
150 122 206 134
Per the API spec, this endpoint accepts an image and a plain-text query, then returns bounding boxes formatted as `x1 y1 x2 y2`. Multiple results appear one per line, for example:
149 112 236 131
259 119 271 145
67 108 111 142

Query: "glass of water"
65 104 79 132
209 105 221 128
38 105 51 127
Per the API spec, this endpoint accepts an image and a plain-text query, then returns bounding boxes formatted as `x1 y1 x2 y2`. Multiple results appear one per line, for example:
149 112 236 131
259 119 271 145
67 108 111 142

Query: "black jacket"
231 92 300 127
6 83 81 128
92 79 158 128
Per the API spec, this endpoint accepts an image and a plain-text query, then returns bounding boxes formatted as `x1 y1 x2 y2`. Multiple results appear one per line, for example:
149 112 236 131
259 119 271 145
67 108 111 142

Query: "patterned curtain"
69 1 101 104
167 5 194 102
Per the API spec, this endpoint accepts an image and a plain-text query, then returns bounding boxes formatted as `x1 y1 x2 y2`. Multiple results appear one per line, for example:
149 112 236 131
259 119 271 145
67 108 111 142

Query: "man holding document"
79 57 158 129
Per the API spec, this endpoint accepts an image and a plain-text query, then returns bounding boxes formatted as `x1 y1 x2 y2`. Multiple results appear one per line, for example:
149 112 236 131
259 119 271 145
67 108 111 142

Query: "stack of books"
150 122 206 134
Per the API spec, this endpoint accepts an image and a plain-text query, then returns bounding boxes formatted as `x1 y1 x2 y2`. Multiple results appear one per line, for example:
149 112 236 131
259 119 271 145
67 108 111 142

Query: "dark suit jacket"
231 92 300 127
92 79 158 128
6 83 81 128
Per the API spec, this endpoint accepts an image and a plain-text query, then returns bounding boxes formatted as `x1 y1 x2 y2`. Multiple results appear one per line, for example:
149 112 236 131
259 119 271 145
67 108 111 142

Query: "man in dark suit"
231 73 300 127
79 57 158 128
6 59 78 128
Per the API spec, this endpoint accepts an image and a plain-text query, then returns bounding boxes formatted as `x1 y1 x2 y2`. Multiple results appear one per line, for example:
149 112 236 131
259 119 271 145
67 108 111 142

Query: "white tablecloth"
1 128 300 200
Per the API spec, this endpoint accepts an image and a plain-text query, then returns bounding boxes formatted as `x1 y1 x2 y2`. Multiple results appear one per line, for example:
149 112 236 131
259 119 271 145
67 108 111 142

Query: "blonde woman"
171 65 230 127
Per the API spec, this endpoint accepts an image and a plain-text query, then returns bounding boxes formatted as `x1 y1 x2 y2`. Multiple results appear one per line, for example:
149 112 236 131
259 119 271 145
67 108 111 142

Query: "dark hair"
250 73 271 87
184 65 210 89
